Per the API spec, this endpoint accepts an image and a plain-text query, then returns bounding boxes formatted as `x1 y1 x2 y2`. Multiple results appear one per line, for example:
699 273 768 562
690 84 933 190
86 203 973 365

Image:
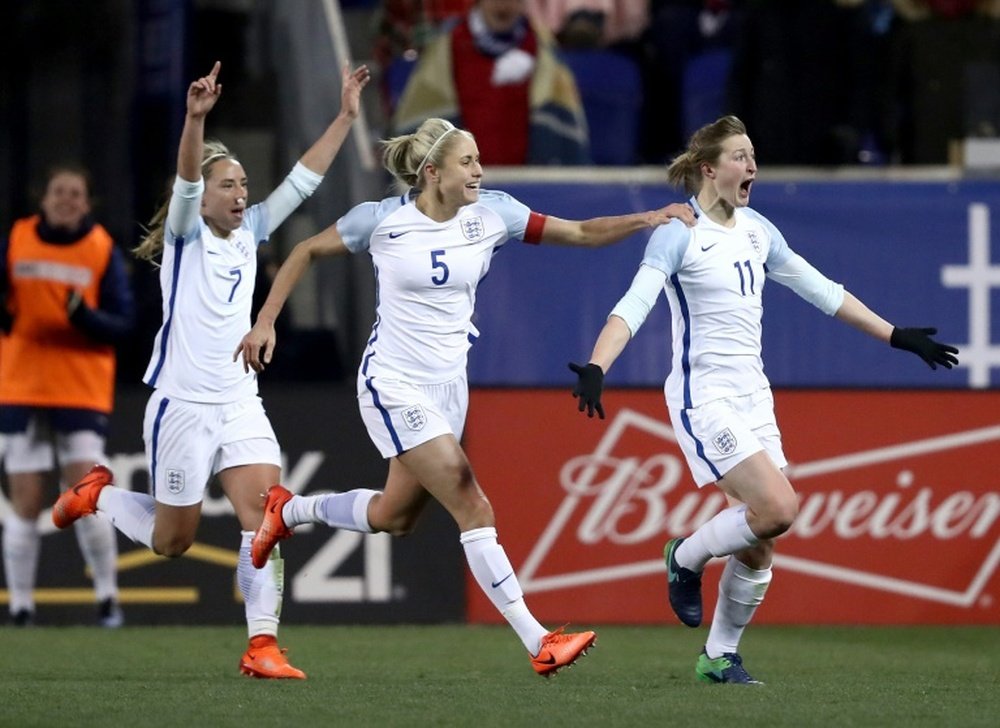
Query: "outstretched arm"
540 202 696 248
569 315 633 419
234 225 350 373
297 63 371 175
835 291 959 370
570 262 666 418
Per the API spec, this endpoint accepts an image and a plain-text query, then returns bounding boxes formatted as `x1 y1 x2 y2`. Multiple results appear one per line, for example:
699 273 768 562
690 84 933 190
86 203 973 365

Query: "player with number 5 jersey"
235 117 696 676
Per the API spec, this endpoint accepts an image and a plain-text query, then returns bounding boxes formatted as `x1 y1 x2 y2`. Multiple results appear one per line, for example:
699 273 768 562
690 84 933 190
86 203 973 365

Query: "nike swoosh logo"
700 243 718 252
535 652 557 665
491 572 514 589
388 231 409 239
71 479 92 496
207 250 221 255
269 501 281 514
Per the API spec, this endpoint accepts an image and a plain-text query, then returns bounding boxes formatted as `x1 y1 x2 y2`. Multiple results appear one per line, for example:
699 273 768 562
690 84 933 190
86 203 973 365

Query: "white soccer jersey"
620 199 841 410
337 189 533 384
143 164 321 402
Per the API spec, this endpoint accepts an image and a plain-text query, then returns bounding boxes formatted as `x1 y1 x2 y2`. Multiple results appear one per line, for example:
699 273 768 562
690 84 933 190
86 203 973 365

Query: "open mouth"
740 179 753 196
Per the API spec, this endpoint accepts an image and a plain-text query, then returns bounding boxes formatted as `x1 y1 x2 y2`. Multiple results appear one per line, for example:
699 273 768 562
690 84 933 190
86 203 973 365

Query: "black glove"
890 327 960 370
569 362 605 419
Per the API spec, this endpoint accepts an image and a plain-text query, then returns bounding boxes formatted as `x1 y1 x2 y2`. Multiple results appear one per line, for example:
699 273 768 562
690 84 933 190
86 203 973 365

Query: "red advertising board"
464 390 1000 625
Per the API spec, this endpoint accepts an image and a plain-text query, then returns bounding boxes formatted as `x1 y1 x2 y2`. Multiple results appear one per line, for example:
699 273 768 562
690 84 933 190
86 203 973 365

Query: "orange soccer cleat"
239 635 306 679
251 485 294 569
530 626 597 677
52 464 114 529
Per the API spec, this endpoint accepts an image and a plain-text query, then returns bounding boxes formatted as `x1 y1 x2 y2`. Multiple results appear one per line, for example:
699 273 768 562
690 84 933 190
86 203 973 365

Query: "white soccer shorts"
357 373 468 458
669 386 788 488
4 415 105 474
143 392 280 506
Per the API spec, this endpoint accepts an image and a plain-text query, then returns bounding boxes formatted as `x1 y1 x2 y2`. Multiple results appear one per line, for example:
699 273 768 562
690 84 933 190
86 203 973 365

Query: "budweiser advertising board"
464 390 1000 625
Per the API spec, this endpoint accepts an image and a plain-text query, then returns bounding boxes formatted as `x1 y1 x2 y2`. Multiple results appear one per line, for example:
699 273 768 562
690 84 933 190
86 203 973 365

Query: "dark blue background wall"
468 178 998 389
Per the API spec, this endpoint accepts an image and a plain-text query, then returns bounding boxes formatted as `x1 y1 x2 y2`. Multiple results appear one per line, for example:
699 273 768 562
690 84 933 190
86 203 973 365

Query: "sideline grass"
1 624 997 727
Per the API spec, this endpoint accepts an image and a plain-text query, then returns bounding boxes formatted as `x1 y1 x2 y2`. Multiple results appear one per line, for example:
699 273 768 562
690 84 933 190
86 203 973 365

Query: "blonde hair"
133 140 239 262
666 116 748 195
381 118 474 191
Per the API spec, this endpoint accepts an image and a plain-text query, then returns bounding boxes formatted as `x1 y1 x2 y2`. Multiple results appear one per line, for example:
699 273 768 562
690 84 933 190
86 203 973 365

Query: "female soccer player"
53 60 370 679
234 117 696 677
569 115 959 684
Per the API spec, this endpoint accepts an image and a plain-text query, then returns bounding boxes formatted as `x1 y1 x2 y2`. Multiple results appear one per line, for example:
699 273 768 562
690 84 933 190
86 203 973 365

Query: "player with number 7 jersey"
54 59 373 679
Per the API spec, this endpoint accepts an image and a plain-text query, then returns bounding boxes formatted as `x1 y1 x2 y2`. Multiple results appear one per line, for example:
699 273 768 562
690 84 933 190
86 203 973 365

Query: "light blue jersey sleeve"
165 177 204 244
262 162 324 235
336 195 407 254
746 208 845 315
640 219 691 275
605 221 688 336
609 264 667 337
479 189 531 241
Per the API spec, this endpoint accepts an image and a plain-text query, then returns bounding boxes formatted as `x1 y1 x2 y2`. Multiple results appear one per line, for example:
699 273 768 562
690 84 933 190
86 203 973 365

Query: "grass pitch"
1 624 996 727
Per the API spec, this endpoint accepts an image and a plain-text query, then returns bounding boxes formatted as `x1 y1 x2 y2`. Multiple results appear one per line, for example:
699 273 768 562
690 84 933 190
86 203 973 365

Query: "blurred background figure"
389 0 590 164
523 1 651 165
0 165 134 627
526 0 650 49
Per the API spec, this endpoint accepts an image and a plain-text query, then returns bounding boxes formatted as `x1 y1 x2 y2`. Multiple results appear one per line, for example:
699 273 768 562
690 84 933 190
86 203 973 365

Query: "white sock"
2 513 39 614
460 527 547 655
73 513 119 602
676 505 759 572
705 557 772 658
97 486 156 548
285 489 378 533
238 530 282 638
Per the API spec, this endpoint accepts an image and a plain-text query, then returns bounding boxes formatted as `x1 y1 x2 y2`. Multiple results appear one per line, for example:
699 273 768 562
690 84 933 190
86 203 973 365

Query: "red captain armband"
523 212 546 244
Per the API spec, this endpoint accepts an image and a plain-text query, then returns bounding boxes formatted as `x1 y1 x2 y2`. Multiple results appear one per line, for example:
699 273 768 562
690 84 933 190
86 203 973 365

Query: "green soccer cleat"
696 649 763 685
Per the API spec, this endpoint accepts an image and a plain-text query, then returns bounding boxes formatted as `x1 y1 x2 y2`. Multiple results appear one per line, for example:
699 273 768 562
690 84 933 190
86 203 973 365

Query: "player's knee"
152 533 194 558
381 512 420 537
438 458 476 491
763 495 798 537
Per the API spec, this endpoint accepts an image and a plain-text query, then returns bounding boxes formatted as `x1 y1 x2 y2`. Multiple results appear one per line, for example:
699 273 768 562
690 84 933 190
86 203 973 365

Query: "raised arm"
177 61 222 183
539 202 696 248
297 63 371 175
234 224 350 373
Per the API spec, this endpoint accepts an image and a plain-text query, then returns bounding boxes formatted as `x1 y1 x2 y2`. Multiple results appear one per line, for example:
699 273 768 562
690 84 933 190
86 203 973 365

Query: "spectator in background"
886 0 1000 162
891 0 998 19
642 0 741 163
526 0 650 49
374 0 474 70
390 0 589 165
0 165 133 627
728 0 900 165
